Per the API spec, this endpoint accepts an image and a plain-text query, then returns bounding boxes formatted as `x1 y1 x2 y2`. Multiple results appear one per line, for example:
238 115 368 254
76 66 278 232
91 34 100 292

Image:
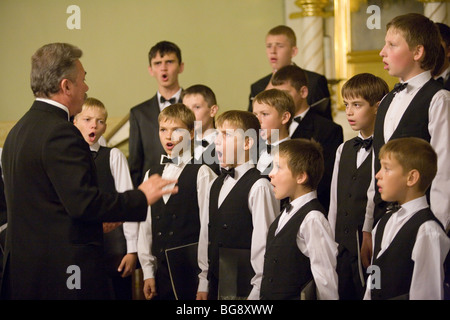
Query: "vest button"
169 231 173 236
344 228 349 234
172 214 177 219
155 215 160 220
223 224 228 229
352 175 357 180
157 232 162 236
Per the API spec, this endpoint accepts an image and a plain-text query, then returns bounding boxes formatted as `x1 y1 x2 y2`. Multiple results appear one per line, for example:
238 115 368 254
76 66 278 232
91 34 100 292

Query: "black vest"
260 198 325 300
371 208 443 300
372 79 442 224
150 163 202 263
335 139 372 256
207 168 262 281
94 147 127 275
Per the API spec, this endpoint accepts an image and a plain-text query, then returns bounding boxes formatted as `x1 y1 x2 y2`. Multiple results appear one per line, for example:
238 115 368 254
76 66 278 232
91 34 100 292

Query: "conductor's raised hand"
138 174 178 205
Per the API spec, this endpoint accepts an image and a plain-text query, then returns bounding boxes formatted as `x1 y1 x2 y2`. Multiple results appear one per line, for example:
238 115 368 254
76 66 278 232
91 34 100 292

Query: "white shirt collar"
402 71 431 94
35 98 70 121
90 141 101 152
288 190 318 214
157 88 182 111
222 161 254 181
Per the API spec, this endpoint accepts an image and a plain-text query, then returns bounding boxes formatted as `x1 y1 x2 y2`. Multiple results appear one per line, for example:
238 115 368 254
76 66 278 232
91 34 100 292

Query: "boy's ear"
210 104 219 118
300 85 308 99
291 46 298 59
244 136 254 151
281 111 291 125
178 62 185 74
296 171 308 185
413 45 425 63
406 169 420 188
148 66 155 77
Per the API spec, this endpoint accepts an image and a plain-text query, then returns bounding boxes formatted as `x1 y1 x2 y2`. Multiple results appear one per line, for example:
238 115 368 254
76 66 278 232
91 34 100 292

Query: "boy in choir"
252 88 293 176
129 41 184 188
271 64 343 212
361 13 450 269
137 104 217 300
181 84 220 175
260 139 338 300
328 73 389 300
248 25 331 120
74 97 137 300
364 138 450 300
196 110 279 300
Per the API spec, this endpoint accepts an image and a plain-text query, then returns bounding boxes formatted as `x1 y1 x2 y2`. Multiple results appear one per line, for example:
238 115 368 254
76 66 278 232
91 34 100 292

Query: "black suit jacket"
291 109 343 211
0 101 147 300
128 94 167 188
248 69 332 119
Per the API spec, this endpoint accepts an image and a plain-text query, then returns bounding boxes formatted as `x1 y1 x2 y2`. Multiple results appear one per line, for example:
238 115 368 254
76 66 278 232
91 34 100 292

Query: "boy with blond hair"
74 97 138 300
328 73 389 300
261 139 338 300
252 88 293 176
197 110 279 300
364 138 450 300
137 103 217 300
362 13 450 269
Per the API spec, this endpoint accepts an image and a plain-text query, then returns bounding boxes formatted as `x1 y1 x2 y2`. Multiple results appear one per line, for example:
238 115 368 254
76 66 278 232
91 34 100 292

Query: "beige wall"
0 0 285 144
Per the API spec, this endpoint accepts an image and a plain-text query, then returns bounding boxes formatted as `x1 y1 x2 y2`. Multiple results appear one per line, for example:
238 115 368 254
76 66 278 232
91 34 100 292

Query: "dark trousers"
336 248 365 300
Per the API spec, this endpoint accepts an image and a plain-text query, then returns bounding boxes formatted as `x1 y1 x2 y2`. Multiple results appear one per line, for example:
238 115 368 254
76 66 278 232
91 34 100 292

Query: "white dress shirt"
363 196 450 300
256 136 290 174
197 162 279 300
90 141 139 253
137 152 217 281
193 130 217 163
328 133 373 235
276 191 339 300
364 71 450 231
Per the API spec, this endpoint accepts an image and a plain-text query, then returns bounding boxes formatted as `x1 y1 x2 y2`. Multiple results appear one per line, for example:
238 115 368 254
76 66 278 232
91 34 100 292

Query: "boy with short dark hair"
181 84 220 175
197 110 279 300
364 137 450 300
74 97 137 300
271 64 343 211
260 139 338 300
129 41 185 188
252 88 293 176
328 73 389 300
137 103 217 300
362 13 450 268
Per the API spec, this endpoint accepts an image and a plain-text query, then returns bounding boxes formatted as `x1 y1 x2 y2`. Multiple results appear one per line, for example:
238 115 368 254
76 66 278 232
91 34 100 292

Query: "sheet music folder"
218 247 254 300
165 242 200 300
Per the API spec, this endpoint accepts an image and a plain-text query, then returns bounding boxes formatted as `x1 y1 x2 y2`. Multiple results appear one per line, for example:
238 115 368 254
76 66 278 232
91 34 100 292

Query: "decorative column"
418 0 449 24
288 0 333 75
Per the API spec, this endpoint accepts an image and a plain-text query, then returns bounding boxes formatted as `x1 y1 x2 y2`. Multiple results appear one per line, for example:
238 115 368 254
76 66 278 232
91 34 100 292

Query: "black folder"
165 242 200 300
218 247 255 300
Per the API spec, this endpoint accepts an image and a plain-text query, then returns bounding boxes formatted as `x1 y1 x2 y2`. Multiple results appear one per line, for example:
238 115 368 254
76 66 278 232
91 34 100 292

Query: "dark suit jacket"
129 94 181 188
248 69 332 120
0 101 148 300
291 109 343 211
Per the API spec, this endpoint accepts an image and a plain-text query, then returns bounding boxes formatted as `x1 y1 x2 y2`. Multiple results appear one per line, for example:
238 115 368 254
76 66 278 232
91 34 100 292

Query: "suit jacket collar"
292 108 315 138
31 99 70 121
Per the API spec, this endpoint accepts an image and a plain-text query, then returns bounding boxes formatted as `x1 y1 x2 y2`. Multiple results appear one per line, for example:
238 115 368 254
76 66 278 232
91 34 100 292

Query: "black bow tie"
353 136 373 151
436 77 444 85
160 96 176 105
282 202 293 214
90 150 98 160
220 167 235 178
196 139 210 148
266 144 274 154
393 82 408 93
294 116 302 124
386 202 402 213
161 155 179 165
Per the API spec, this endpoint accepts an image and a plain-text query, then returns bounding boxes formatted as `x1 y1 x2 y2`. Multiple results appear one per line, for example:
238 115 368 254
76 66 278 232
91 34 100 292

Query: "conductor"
0 43 178 300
